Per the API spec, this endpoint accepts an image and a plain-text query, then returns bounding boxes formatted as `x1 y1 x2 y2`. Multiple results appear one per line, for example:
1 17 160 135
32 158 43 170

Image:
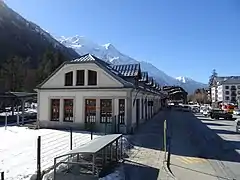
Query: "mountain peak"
176 76 187 83
102 43 114 50
55 36 207 93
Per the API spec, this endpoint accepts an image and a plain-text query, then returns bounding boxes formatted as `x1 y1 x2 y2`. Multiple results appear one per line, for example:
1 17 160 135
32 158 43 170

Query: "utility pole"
163 120 167 161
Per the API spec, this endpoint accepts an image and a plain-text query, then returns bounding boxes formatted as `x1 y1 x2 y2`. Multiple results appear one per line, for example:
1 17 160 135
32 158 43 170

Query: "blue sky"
4 0 240 83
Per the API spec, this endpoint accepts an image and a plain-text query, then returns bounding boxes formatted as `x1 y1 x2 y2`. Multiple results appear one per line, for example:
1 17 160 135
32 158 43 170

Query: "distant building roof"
0 92 37 98
162 86 187 95
215 76 240 85
220 78 240 85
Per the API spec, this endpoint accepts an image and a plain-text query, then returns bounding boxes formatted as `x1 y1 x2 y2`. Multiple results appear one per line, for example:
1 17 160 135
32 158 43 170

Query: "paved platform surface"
195 114 240 154
192 113 240 180
123 110 175 180
123 110 233 180
167 111 219 180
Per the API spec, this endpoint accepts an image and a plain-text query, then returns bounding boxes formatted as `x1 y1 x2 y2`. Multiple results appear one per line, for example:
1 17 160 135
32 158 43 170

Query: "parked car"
192 107 199 113
233 109 240 116
200 107 205 114
203 109 209 116
209 109 233 120
182 105 190 112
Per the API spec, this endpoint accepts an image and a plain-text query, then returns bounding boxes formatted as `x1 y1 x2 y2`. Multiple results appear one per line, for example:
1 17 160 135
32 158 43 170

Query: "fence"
0 126 103 180
38 128 104 179
0 114 125 180
0 113 37 128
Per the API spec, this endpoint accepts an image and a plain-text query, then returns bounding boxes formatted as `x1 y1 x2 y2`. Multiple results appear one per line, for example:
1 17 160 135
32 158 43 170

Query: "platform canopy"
56 134 122 159
0 92 37 99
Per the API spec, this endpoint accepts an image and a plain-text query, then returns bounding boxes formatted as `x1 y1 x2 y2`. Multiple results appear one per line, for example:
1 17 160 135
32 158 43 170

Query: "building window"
238 91 240 95
231 97 236 102
85 99 96 123
141 99 144 119
225 86 229 89
88 70 97 85
50 99 60 121
231 91 237 96
231 85 236 90
65 71 73 86
63 99 74 122
100 99 112 123
238 85 240 89
225 96 229 101
225 91 229 95
76 70 84 86
119 99 125 124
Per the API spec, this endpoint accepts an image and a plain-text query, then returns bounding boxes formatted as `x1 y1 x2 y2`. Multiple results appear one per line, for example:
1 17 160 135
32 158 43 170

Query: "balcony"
231 86 236 90
231 97 236 103
231 91 237 96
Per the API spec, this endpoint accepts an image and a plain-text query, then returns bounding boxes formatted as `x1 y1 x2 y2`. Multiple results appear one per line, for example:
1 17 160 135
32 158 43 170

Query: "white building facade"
211 76 240 105
35 54 167 134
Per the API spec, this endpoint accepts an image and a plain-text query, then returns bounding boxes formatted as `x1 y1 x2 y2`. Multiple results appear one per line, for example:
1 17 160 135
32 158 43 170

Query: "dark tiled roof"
152 80 157 88
220 78 240 84
70 54 110 67
147 77 154 85
110 64 141 77
37 53 164 95
154 83 159 90
162 86 187 94
139 72 148 82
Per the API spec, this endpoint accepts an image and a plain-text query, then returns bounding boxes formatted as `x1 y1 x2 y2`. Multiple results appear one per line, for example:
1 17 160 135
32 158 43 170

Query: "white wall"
42 63 123 88
211 87 216 102
38 89 128 123
217 85 223 102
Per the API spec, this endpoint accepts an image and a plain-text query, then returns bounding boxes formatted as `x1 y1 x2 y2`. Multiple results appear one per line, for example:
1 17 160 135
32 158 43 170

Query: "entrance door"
136 99 140 127
85 99 96 129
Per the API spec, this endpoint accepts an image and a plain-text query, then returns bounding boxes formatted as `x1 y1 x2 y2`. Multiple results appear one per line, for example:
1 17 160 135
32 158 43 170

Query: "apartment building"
211 76 240 105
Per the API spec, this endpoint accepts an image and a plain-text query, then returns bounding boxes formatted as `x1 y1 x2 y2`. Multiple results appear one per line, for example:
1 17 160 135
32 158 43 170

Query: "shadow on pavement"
224 140 240 150
129 112 165 151
131 110 240 164
169 111 240 163
123 160 160 180
203 122 232 127
212 129 239 135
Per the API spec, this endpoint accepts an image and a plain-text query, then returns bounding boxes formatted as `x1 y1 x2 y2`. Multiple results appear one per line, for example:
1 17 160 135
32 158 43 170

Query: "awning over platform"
0 92 37 99
60 134 122 157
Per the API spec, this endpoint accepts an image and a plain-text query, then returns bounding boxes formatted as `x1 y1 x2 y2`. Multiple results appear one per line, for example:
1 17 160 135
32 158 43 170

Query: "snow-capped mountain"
176 76 188 83
176 76 207 93
57 35 207 93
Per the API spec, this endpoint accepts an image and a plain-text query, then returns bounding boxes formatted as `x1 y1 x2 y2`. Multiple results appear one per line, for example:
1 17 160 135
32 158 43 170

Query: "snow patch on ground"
0 126 130 180
0 126 101 180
